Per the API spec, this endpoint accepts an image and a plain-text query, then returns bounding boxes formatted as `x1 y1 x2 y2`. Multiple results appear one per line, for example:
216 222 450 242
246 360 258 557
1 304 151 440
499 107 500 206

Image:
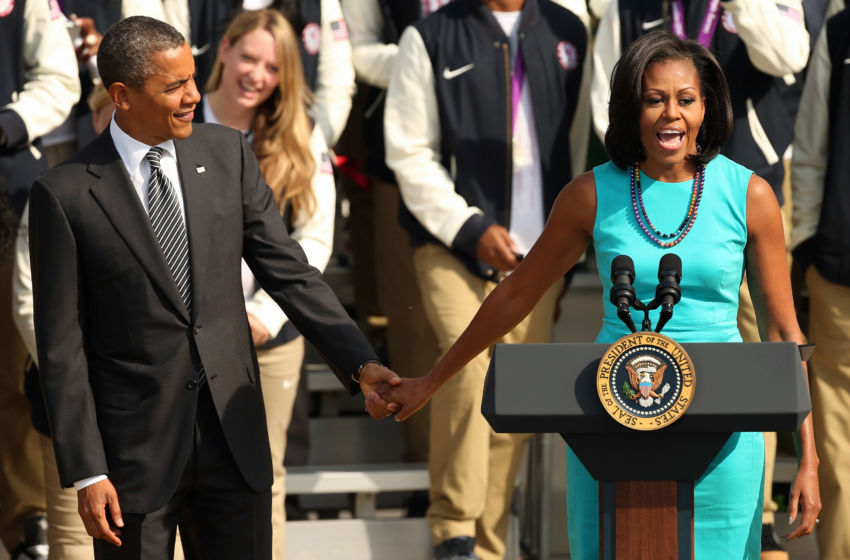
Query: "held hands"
476 225 520 272
77 479 124 546
379 375 437 422
785 461 821 540
359 362 402 420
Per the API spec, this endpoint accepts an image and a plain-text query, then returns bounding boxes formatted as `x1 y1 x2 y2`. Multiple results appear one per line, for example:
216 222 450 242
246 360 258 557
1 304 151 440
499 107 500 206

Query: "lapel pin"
195 165 206 174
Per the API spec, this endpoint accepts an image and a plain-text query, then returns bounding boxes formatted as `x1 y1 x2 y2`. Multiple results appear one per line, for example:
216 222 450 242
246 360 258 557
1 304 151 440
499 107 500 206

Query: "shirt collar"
110 116 177 178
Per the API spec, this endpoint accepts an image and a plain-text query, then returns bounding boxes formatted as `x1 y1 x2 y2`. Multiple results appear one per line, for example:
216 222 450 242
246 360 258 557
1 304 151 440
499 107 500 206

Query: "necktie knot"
145 147 163 170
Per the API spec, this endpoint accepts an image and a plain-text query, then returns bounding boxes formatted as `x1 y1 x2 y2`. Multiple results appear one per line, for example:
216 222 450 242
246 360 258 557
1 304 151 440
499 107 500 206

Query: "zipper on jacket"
502 42 513 230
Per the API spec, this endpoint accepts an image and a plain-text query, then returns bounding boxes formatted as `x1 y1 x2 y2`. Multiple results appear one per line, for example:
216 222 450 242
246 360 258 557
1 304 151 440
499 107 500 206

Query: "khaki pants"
0 259 45 551
373 179 437 462
414 243 562 560
39 435 93 559
806 267 850 559
258 337 304 560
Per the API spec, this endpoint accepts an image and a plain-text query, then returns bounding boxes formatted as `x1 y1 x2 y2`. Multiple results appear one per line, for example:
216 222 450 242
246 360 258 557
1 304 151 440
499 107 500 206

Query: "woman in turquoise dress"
374 31 820 557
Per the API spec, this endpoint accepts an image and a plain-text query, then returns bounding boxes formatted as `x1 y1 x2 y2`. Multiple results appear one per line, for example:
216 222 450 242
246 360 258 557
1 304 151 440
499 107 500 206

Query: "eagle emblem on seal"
625 356 671 408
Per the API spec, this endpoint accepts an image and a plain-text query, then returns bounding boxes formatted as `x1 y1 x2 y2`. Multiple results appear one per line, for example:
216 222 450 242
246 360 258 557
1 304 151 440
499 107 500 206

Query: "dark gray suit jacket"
28 123 377 513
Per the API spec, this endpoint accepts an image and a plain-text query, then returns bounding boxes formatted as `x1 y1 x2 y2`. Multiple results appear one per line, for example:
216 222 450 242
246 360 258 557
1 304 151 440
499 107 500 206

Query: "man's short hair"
604 30 733 170
98 16 186 89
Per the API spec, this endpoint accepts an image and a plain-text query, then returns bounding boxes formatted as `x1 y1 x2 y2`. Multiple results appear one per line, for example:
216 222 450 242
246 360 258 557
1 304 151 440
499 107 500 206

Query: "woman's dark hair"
604 30 732 170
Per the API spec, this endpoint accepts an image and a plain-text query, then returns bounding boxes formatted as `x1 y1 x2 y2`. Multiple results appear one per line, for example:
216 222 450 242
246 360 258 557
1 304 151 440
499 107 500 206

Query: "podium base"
599 480 693 560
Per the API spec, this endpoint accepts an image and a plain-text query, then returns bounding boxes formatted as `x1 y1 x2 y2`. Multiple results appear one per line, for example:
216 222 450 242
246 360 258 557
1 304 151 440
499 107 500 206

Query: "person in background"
87 84 116 135
0 2 79 559
200 9 336 558
382 30 821 559
790 2 849 557
587 0 610 18
43 1 167 161
183 0 355 147
343 0 591 491
384 0 588 556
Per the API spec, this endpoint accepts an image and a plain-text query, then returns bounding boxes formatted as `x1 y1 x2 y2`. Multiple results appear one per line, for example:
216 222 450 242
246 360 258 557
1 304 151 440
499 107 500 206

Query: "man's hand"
247 313 271 347
381 375 437 422
476 225 520 272
77 479 123 546
359 363 401 420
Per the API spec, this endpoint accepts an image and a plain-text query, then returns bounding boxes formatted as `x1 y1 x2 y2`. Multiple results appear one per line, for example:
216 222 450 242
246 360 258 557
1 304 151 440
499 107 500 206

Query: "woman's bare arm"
381 172 597 420
745 173 821 539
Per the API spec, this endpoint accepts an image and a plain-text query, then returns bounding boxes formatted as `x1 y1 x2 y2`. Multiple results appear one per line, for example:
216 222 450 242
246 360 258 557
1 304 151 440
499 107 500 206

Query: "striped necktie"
145 147 192 313
146 147 206 388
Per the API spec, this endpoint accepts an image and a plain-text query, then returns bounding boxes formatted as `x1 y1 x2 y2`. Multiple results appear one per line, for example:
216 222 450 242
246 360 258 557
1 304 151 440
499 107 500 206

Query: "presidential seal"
596 332 695 431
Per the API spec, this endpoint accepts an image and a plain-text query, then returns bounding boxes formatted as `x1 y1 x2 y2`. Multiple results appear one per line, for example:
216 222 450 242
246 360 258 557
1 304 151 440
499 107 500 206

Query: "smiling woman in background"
378 30 821 559
199 9 336 559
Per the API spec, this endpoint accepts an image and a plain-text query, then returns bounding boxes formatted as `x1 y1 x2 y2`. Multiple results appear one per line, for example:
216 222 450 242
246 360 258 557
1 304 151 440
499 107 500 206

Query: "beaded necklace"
629 163 705 248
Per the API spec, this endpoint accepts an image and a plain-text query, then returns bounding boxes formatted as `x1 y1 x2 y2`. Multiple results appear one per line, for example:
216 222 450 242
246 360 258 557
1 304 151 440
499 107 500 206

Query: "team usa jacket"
385 0 587 280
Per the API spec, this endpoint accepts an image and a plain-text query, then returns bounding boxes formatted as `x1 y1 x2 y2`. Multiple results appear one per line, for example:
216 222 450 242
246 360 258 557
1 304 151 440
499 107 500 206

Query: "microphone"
610 255 637 333
654 253 682 333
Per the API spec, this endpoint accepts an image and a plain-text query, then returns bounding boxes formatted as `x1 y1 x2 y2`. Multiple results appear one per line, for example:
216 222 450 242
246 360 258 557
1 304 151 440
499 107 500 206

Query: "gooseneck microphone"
654 253 682 333
610 255 638 333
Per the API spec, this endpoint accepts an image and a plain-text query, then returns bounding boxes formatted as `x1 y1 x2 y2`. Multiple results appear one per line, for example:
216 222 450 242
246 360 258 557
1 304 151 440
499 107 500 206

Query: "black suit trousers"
93 385 272 560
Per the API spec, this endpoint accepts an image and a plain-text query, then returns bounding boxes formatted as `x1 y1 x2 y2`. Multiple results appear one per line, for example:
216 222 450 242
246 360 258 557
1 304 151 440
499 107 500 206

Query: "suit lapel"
175 136 213 322
87 130 191 323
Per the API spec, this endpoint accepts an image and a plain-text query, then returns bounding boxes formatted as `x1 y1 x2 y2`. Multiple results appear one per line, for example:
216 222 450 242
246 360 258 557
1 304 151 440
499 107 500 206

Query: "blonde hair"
207 9 316 220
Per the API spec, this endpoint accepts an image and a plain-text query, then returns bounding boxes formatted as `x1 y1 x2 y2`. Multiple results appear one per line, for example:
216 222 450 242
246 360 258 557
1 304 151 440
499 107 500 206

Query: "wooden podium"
481 341 811 559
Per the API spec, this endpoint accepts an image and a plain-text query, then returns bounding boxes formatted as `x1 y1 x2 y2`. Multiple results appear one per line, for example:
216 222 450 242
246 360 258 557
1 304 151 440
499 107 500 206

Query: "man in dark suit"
27 16 399 559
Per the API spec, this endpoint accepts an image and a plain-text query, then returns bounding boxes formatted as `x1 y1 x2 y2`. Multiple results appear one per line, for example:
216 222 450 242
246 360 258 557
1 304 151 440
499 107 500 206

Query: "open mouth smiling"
656 128 685 150
240 80 259 93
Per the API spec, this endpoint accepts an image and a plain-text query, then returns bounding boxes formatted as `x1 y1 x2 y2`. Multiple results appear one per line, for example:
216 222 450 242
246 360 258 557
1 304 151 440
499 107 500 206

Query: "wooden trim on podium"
600 481 694 559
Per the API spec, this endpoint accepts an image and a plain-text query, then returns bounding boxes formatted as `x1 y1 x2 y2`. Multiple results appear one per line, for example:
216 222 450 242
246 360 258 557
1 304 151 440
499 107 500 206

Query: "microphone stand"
612 255 681 334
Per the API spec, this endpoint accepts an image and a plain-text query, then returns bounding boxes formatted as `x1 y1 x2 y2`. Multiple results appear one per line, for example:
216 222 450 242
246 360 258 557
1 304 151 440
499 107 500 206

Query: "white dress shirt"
109 116 187 220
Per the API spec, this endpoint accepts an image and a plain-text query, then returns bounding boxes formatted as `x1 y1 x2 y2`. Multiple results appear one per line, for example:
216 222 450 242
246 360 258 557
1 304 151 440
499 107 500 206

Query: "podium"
482 341 811 559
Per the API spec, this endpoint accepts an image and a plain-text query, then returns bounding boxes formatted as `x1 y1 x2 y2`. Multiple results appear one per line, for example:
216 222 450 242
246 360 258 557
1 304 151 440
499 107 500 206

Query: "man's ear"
109 82 131 111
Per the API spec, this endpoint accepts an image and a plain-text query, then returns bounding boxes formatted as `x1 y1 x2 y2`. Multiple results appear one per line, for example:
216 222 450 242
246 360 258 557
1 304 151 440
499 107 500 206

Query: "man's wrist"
75 474 108 491
352 359 383 383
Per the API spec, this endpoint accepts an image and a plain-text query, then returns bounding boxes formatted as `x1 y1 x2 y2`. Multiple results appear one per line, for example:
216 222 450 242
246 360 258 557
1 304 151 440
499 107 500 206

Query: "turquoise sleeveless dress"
566 155 764 559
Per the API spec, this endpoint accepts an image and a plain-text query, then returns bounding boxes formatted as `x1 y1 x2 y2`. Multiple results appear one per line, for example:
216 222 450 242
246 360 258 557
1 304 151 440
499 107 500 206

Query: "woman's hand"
380 375 438 421
785 460 821 540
